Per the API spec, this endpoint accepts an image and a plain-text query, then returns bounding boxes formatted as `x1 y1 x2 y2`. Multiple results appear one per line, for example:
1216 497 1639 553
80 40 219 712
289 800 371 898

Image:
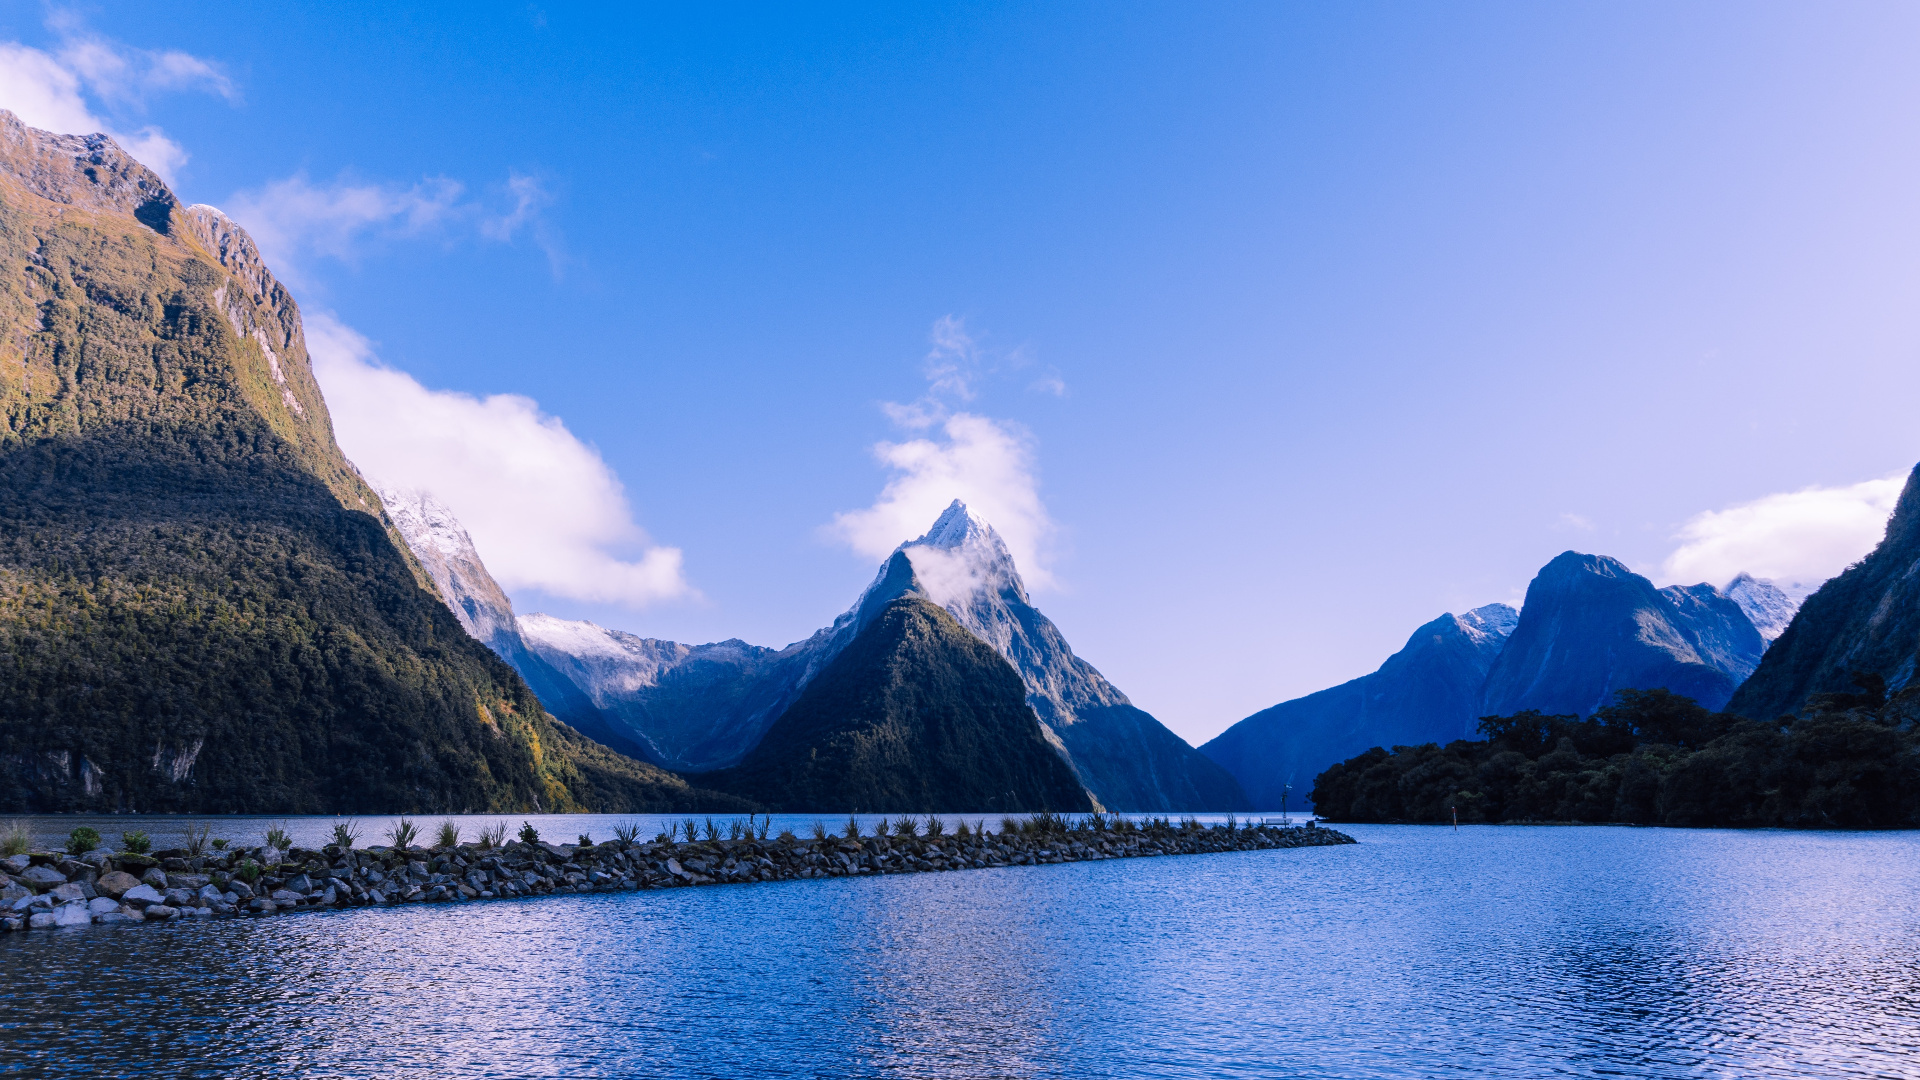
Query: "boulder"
49 882 92 903
50 903 91 927
269 889 303 905
196 884 225 906
247 898 275 913
94 870 140 898
166 872 212 891
285 874 315 894
0 883 29 903
56 858 89 879
143 904 178 921
93 911 140 924
28 911 55 929
228 880 255 899
163 888 194 907
119 884 164 907
140 867 169 889
86 896 119 914
21 865 66 890
187 907 214 918
80 850 113 868
1 854 30 876
112 855 158 872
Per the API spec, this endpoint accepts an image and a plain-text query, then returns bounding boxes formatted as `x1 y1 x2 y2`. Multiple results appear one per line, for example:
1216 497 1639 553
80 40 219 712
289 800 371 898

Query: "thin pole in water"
1451 805 1458 832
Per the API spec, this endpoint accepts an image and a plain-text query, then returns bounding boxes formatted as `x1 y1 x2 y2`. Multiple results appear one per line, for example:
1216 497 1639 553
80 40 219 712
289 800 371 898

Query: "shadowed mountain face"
1200 605 1517 810
1479 552 1765 717
706 598 1093 813
0 112 738 814
1730 463 1920 721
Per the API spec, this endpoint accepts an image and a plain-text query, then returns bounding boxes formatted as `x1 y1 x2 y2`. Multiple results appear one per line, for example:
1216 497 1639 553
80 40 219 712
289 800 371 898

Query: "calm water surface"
3 824 1916 1078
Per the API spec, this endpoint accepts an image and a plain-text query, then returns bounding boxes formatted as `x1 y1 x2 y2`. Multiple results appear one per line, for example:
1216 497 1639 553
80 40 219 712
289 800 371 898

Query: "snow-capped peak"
890 500 1022 607
1459 603 1520 643
914 499 994 550
374 483 477 562
1724 572 1800 643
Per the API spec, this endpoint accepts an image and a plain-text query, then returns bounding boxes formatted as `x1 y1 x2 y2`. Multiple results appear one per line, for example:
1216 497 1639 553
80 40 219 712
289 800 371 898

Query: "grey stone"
142 904 178 921
21 865 66 889
119 884 164 907
92 911 139 924
86 896 119 914
140 867 169 889
80 850 112 868
163 888 193 907
187 907 214 919
116 903 146 920
49 902 92 927
285 874 314 894
269 889 303 904
166 872 211 891
0 883 29 903
228 880 255 900
196 884 225 905
28 911 56 929
49 882 88 903
1 854 30 876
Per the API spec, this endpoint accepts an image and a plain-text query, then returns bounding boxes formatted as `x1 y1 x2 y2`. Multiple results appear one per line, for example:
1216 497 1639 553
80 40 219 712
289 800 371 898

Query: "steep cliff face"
376 485 656 763
1725 573 1800 644
1480 552 1764 717
1729 463 1920 720
1201 605 1516 809
707 598 1094 813
0 111 729 813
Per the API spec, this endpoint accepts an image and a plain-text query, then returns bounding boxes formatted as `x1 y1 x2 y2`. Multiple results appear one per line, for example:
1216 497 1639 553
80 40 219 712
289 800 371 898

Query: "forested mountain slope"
0 111 738 813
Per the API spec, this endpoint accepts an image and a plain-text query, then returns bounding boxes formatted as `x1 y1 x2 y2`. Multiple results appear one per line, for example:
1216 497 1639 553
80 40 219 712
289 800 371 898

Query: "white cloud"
223 171 558 286
1659 472 1906 598
305 312 692 607
0 27 232 185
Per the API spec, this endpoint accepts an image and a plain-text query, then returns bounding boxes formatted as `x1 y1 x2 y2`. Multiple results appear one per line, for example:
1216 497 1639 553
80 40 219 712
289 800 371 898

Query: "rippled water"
3 825 1916 1078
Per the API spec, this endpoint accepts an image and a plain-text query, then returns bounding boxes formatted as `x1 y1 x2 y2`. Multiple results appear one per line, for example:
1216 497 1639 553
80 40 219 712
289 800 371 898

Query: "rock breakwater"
0 820 1354 931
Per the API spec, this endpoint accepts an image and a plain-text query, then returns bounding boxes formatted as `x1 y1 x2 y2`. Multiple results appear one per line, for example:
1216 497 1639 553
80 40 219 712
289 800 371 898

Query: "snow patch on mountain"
1724 572 1800 643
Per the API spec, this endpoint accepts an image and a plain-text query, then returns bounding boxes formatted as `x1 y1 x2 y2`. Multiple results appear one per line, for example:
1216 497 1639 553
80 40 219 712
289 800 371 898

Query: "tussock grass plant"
211 838 230 851
924 816 945 838
702 818 722 842
810 821 828 841
518 821 540 844
777 828 797 842
66 826 100 855
264 823 293 851
890 816 917 839
123 830 154 855
478 821 509 849
1224 813 1237 833
330 820 362 849
1 820 30 856
576 833 593 848
726 819 744 841
653 831 673 844
844 815 861 839
1000 816 1021 836
612 822 643 845
680 819 699 843
872 818 890 838
437 821 463 848
387 818 419 850
953 820 970 839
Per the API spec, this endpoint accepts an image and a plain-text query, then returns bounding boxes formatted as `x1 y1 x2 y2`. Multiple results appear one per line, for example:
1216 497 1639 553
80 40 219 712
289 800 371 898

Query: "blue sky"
4 2 1919 743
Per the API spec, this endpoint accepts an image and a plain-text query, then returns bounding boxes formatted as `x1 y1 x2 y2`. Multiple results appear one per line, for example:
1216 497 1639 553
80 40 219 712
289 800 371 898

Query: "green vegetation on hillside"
0 117 741 814
710 597 1095 813
1311 685 1920 828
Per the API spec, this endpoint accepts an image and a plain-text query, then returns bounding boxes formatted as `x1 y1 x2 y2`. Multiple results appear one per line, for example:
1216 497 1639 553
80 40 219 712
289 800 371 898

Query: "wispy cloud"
1660 472 1905 598
0 22 233 184
306 313 692 608
829 317 1059 588
222 170 560 286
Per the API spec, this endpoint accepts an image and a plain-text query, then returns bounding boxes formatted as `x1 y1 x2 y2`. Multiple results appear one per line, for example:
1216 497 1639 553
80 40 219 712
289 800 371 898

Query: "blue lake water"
3 823 1916 1078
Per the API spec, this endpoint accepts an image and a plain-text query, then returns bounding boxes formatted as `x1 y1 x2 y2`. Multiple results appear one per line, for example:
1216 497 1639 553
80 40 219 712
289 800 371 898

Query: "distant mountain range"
388 496 1246 811
1202 552 1795 808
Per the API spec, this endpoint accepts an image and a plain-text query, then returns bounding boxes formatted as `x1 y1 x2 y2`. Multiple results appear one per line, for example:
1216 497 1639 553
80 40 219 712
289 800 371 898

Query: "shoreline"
2 820 1354 931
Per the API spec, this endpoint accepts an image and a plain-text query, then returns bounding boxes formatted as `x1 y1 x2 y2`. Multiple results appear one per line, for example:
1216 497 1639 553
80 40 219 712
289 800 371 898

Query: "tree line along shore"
1 814 1355 931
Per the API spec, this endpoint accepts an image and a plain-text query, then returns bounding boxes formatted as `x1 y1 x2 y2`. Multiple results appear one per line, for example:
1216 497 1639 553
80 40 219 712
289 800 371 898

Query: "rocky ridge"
0 818 1354 931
